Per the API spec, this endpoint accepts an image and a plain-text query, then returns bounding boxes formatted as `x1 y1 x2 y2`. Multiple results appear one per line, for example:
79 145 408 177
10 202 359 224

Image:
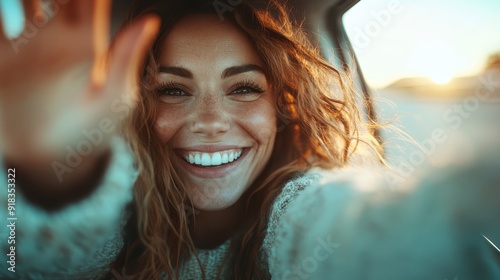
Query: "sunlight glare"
429 71 453 85
409 42 458 85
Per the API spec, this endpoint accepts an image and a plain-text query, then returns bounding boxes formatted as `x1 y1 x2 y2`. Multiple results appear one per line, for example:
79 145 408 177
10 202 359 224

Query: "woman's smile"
175 146 249 178
180 148 244 166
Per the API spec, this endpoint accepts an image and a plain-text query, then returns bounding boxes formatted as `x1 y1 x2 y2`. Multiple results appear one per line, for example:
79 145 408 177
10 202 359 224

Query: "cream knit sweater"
1 136 500 279
0 138 320 279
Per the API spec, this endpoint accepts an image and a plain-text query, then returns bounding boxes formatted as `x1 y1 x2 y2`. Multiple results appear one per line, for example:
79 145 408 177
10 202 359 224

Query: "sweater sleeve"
261 172 321 274
268 156 500 279
0 136 138 279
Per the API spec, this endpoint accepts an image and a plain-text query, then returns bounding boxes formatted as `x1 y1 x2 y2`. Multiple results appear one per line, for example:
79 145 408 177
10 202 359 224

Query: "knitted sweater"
2 136 500 279
0 137 320 279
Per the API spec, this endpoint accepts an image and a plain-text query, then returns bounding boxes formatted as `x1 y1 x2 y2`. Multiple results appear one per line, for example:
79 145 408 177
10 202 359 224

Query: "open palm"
0 0 158 181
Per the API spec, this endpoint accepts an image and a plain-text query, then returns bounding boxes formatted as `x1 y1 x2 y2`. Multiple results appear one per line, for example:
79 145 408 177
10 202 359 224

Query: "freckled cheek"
235 103 277 144
154 107 186 143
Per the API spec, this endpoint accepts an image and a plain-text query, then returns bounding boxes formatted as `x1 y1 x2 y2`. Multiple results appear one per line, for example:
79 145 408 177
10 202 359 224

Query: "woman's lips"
175 147 249 178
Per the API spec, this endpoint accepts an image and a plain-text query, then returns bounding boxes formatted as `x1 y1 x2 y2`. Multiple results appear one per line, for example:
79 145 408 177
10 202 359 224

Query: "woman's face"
154 14 277 210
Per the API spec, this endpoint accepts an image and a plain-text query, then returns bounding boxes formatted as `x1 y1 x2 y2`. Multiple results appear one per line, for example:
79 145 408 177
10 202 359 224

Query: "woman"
1 0 499 280
0 0 381 279
119 0 382 279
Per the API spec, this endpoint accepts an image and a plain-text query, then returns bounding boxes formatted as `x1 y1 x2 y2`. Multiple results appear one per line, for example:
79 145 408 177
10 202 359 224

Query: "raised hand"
0 0 159 205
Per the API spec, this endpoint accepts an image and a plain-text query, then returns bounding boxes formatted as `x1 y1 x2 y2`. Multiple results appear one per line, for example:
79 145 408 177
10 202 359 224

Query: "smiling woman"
2 0 499 280
0 0 382 278
119 1 382 278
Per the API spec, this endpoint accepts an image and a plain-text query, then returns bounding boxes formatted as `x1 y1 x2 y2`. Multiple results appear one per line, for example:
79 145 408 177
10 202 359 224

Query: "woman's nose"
189 96 230 137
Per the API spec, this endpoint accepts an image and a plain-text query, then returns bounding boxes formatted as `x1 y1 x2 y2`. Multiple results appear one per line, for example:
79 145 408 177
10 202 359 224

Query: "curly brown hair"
117 0 384 279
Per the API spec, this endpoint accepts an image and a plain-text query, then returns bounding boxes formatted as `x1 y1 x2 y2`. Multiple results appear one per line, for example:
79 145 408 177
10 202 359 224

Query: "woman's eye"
155 83 190 97
157 88 187 96
230 81 265 96
155 83 191 104
232 87 261 95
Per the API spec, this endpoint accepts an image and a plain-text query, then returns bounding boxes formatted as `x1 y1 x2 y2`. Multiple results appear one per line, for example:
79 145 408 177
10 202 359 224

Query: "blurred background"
2 0 498 173
343 0 500 168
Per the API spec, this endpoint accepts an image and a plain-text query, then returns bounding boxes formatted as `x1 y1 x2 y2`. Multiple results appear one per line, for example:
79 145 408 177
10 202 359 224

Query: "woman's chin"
187 183 244 211
191 197 238 211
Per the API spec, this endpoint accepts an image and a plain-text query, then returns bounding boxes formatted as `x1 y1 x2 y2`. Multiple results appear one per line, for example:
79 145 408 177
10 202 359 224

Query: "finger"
44 0 110 49
101 15 160 104
54 0 95 26
62 0 111 47
25 0 38 13
92 0 111 53
90 0 111 86
32 0 43 23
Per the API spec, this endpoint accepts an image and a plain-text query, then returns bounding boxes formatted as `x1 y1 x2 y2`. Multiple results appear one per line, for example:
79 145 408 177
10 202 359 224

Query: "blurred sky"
343 0 500 88
2 0 499 89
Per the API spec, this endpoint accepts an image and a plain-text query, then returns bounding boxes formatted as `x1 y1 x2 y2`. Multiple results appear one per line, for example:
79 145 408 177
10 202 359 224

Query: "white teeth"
212 152 222 165
183 149 243 167
221 153 229 164
201 153 211 166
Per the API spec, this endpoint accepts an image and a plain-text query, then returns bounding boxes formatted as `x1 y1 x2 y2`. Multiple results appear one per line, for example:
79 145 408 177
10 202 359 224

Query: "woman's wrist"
3 148 112 211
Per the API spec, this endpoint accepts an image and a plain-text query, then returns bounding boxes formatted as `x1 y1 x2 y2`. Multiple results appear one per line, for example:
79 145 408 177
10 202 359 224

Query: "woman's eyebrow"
222 64 265 79
158 66 193 78
157 64 264 79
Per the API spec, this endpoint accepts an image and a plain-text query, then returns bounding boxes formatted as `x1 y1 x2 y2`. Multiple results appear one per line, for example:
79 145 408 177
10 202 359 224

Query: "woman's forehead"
158 14 264 73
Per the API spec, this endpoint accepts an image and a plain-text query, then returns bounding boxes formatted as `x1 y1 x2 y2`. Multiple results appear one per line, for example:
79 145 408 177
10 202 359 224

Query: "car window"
342 0 500 167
